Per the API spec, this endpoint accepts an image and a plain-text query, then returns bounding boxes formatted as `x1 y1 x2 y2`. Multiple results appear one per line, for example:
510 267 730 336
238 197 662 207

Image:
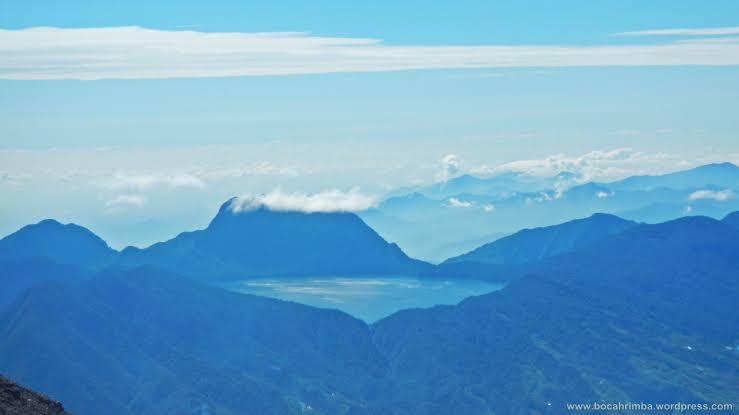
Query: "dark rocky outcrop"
0 375 70 415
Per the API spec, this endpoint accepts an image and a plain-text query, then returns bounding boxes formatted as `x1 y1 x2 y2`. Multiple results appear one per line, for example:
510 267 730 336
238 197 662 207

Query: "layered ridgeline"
118 197 431 279
372 215 739 414
439 210 739 281
603 162 739 191
434 213 639 281
0 268 388 415
0 220 107 306
444 213 638 265
0 376 71 415
1 214 738 414
0 260 90 307
0 198 432 284
363 162 739 261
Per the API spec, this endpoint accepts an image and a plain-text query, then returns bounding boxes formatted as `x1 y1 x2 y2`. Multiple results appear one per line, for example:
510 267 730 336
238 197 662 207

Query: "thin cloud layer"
447 197 473 208
103 172 205 191
105 194 147 208
688 189 734 201
615 26 739 36
230 188 378 213
446 197 495 213
2 26 739 80
473 148 690 182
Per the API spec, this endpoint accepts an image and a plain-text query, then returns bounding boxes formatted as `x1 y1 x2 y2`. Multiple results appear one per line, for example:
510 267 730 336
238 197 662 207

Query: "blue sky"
3 0 739 43
1 0 738 247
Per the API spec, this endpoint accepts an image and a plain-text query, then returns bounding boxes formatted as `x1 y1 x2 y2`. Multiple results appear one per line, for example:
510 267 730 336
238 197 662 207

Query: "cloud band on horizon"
614 26 739 36
2 26 739 80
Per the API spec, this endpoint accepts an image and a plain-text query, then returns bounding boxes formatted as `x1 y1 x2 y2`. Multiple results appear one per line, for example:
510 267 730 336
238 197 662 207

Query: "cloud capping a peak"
229 188 377 213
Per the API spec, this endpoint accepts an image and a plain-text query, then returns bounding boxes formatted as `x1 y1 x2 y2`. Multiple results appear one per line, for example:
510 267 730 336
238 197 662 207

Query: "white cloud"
194 162 299 180
0 171 31 185
447 197 473 208
105 194 146 208
2 26 739 80
446 197 496 213
230 188 377 213
437 154 461 182
596 191 613 199
525 192 557 205
473 148 690 182
615 27 739 36
103 172 205 191
688 189 734 201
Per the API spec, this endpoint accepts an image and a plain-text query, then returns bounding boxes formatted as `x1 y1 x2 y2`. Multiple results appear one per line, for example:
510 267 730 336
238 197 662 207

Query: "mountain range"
362 162 739 261
1 213 737 414
117 199 431 280
0 219 116 270
1 164 739 414
445 213 638 265
0 199 431 283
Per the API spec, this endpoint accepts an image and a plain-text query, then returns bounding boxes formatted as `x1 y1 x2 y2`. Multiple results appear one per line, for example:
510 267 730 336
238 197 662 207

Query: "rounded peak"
36 218 63 227
32 219 94 235
691 162 739 173
588 212 622 220
120 245 143 254
587 212 632 221
30 219 101 238
559 213 633 228
650 215 725 232
704 161 738 169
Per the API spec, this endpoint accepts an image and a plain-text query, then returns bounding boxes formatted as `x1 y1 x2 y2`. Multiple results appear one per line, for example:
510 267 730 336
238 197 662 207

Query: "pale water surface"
223 276 504 322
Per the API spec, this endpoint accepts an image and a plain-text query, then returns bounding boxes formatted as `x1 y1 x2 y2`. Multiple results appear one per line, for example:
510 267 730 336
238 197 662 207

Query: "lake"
222 276 504 322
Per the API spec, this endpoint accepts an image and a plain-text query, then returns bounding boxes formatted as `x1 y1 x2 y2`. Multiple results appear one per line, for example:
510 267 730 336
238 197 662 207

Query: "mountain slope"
0 219 116 270
0 259 90 307
119 200 431 280
445 213 638 265
373 216 739 414
723 210 739 230
0 375 71 415
390 171 578 200
1 215 738 414
366 163 739 261
0 267 389 415
606 162 739 191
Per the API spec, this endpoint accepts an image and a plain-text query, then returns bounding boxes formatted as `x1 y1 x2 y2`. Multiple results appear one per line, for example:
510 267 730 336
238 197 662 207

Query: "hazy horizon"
2 0 739 249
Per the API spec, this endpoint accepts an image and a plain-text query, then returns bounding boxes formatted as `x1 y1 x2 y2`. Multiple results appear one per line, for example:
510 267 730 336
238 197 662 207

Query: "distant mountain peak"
209 197 360 229
0 219 115 269
699 161 738 170
445 213 637 265
607 161 739 191
120 198 431 279
587 212 626 220
37 218 63 226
